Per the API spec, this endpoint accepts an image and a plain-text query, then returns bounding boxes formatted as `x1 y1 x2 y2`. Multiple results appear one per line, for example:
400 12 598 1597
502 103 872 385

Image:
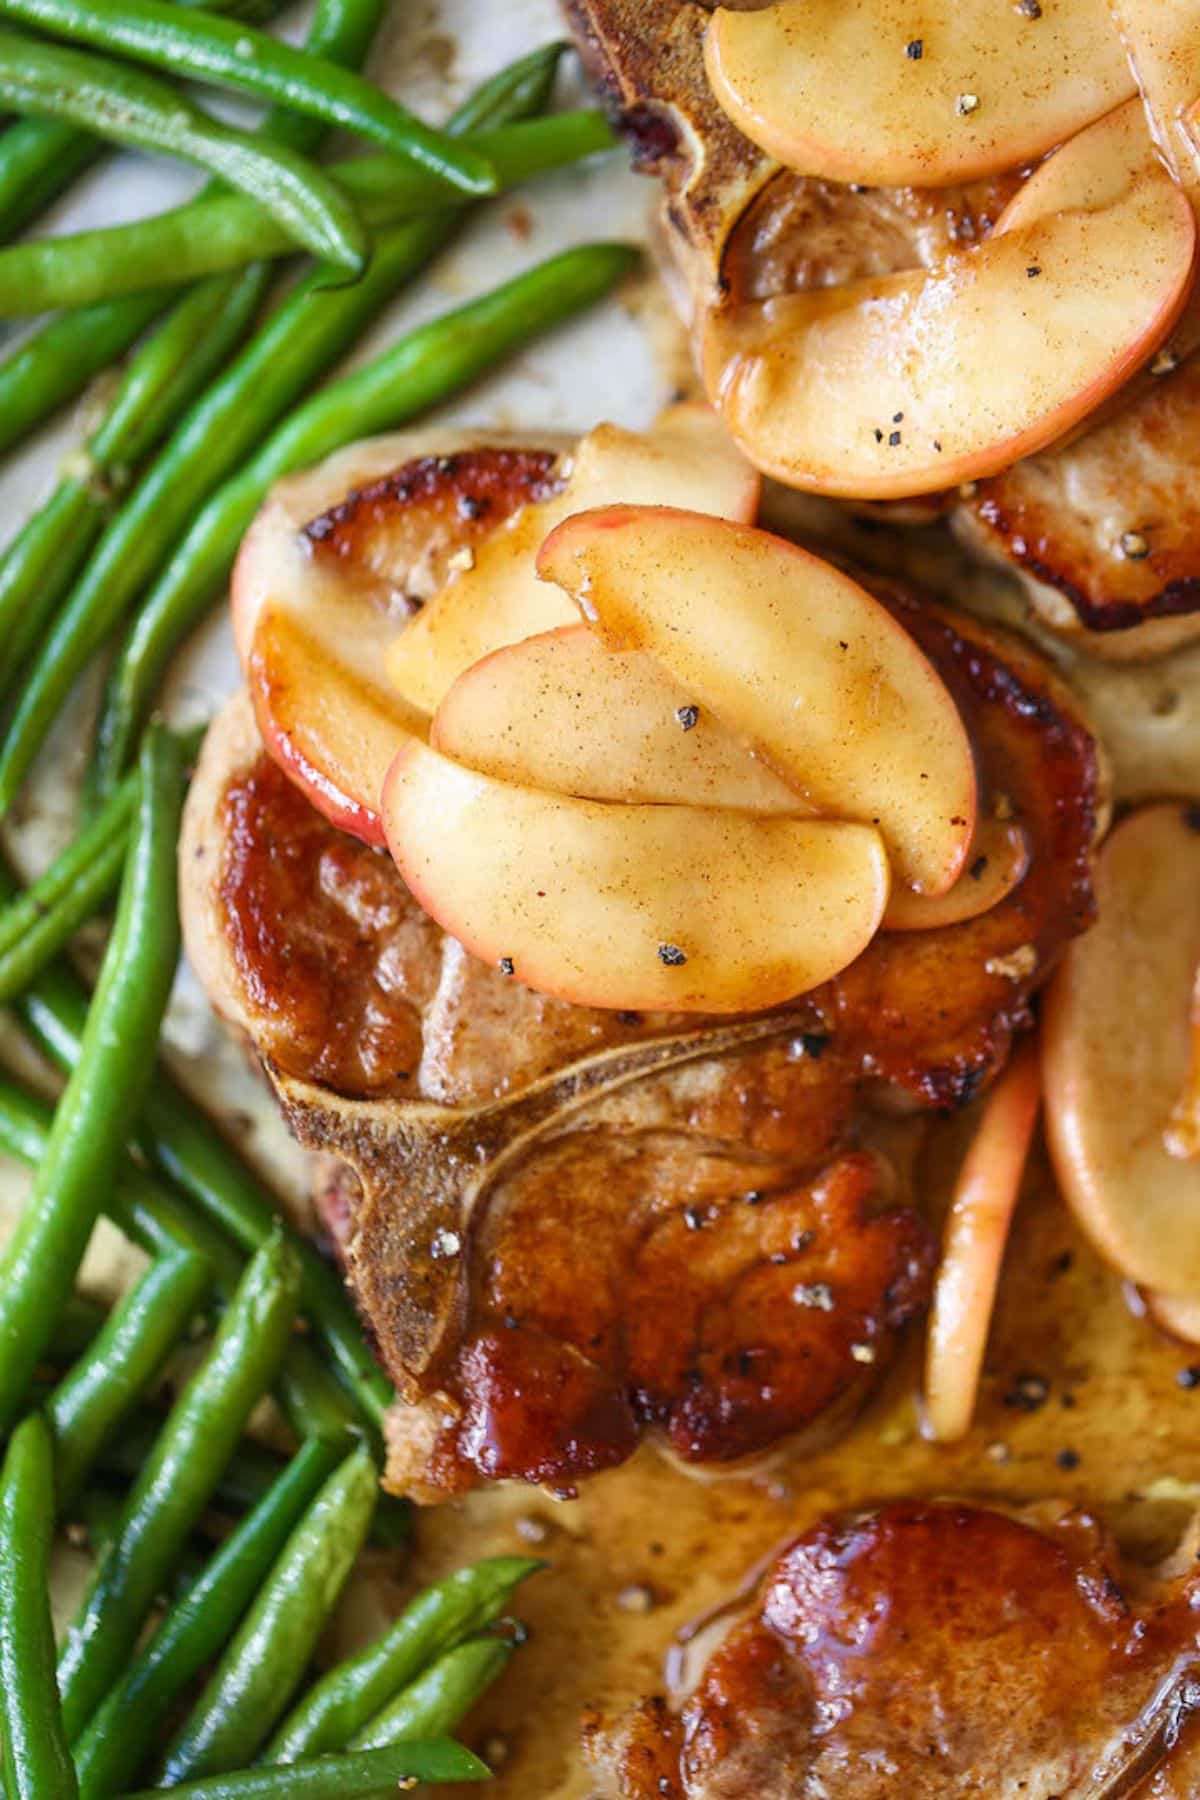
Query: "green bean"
0 833 123 1003
0 288 172 459
0 48 582 814
52 1294 108 1362
160 1443 378 1782
47 1248 212 1508
100 237 638 785
73 1435 342 1800
0 725 183 1438
351 1637 511 1751
56 1231 301 1741
0 107 614 313
267 1556 540 1760
1 0 494 196
0 768 136 961
0 1416 78 1800
0 1070 363 1451
0 31 368 275
125 1741 488 1797
0 117 102 240
87 1405 408 1550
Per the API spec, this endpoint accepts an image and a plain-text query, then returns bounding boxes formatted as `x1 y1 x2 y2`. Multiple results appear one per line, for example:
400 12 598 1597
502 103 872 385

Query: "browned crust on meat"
563 0 775 309
590 1500 1200 1798
958 355 1200 658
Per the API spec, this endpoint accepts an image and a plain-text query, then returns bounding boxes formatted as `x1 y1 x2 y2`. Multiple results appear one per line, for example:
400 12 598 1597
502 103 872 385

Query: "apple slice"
701 102 1196 499
538 506 976 895
1108 1 1200 204
381 739 889 1013
1042 803 1200 1295
705 0 1134 188
385 405 759 715
882 816 1030 933
233 501 428 847
923 1037 1041 1444
430 624 803 813
247 597 427 849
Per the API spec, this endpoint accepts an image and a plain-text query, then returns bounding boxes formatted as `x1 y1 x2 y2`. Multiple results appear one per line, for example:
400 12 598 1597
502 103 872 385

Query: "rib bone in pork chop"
181 435 1102 1502
588 1499 1200 1798
566 0 1200 651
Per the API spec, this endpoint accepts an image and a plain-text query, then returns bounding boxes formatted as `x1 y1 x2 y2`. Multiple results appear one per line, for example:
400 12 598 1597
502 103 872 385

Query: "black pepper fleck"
874 427 884 442
1018 0 1042 15
1056 1448 1080 1471
969 854 988 880
1026 265 1041 278
905 36 923 57
1003 1372 1049 1412
892 411 904 423
658 943 687 966
675 704 699 731
498 956 515 977
933 439 943 453
888 429 902 447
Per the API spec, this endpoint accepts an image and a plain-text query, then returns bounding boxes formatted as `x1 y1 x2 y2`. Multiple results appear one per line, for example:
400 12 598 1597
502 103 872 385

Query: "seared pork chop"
958 353 1200 661
567 0 1200 648
588 1500 1200 1798
180 438 1101 1502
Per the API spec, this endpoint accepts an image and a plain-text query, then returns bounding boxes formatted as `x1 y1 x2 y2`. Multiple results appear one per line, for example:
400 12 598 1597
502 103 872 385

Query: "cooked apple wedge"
701 102 1196 498
246 599 427 849
538 507 976 895
1108 2 1200 203
1042 803 1200 1295
704 0 1133 188
430 624 802 812
883 816 1029 933
385 405 759 714
233 501 427 847
381 739 889 1013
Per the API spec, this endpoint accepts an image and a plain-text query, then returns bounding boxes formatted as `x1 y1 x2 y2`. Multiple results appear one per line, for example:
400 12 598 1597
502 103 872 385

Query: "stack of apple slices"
235 407 1041 1014
698 0 1199 498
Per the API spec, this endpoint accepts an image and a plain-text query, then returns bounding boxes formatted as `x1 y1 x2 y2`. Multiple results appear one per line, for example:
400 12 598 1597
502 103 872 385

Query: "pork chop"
588 1500 1200 1798
180 437 1102 1502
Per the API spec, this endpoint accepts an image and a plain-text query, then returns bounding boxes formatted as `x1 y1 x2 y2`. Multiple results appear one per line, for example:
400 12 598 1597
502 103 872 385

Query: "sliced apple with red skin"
385 405 759 715
537 506 976 896
232 498 427 848
882 816 1030 933
430 624 803 814
381 738 888 1014
1042 803 1200 1296
701 101 1197 499
704 0 1134 189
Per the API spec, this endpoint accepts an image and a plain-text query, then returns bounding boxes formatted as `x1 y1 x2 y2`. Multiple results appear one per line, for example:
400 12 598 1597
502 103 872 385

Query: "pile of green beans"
0 109 614 313
0 30 371 277
57 1232 301 1740
0 0 495 193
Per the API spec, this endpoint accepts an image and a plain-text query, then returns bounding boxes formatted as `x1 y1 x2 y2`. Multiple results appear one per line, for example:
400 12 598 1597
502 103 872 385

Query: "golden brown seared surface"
590 1501 1200 1798
959 355 1200 655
